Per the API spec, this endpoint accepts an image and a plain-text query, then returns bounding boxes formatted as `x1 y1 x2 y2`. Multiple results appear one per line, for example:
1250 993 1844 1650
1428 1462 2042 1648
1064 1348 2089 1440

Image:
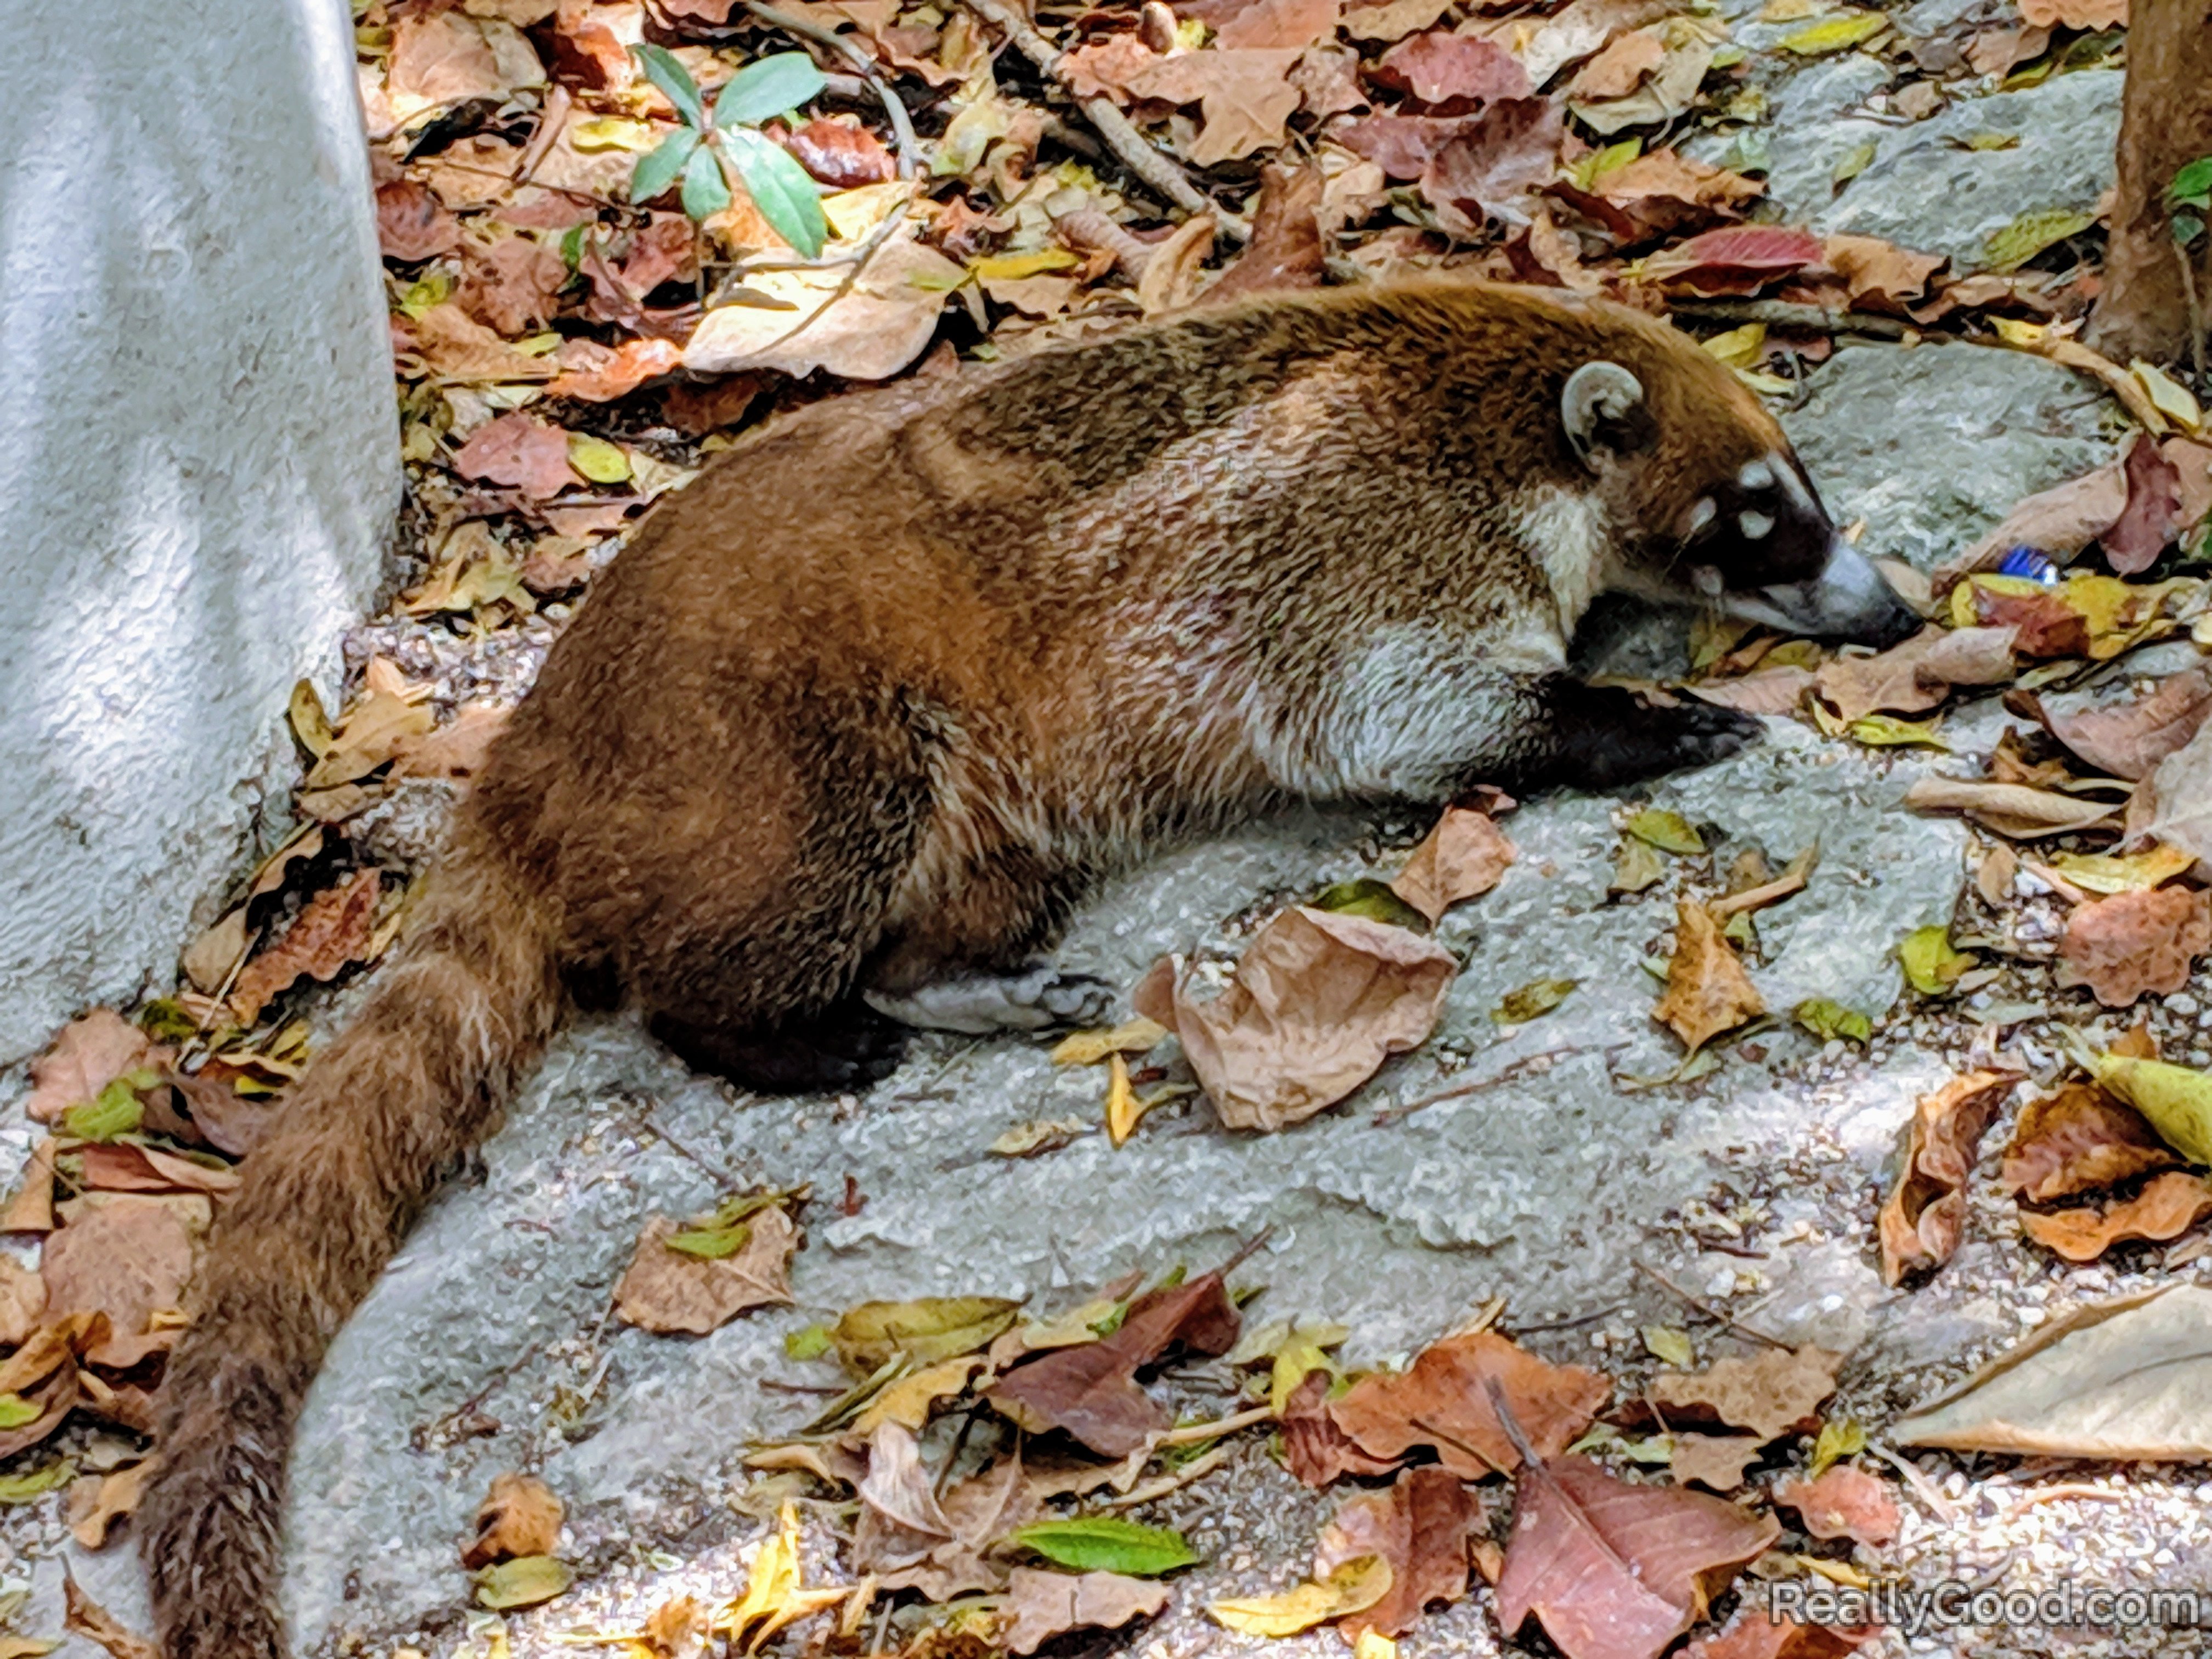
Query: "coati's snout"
1563 358 1921 651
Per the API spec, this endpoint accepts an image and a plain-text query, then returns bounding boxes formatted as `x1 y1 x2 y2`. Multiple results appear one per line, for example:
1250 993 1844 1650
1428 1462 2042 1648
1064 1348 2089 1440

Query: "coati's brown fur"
142 280 1912 1656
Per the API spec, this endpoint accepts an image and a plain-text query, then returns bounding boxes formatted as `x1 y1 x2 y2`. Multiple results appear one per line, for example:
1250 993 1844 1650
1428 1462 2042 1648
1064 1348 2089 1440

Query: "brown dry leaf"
1686 666 1814 716
1810 625 2016 722
1207 163 1326 302
1216 0 1344 48
854 1421 956 1570
1821 235 1945 308
1503 0 1674 86
1418 98 1566 234
1390 804 1517 922
1122 49 1305 166
546 336 685 402
1667 1433 1763 1493
1877 1070 2018 1284
229 868 384 1023
1904 774 2123 838
1328 1329 1610 1477
458 234 570 336
876 1449 1042 1598
67 1460 154 1551
612 1204 797 1335
1341 0 1455 41
1 1141 57 1235
377 179 461 262
781 116 897 187
2005 1082 2181 1201
42 1193 208 1368
1312 1466 1476 1637
1282 1368 1400 1485
22 1012 158 1124
1943 458 2129 584
2056 886 2212 1008
1566 28 1666 98
1136 217 1218 315
1771 1466 1898 1547
386 10 546 115
989 1265 1240 1454
2105 431 2184 577
77 1144 240 1199
1372 30 1530 109
1684 1610 1878 1659
464 1472 565 1568
451 412 580 500
1654 900 1765 1052
1002 1569 1171 1655
684 222 960 379
1496 1454 1780 1659
1646 1345 1839 1444
65 1576 157 1659
1589 148 1764 236
2018 0 2125 24
2036 671 2212 782
1151 908 1454 1131
0 1257 46 1347
853 1355 988 1435
2022 1170 2212 1261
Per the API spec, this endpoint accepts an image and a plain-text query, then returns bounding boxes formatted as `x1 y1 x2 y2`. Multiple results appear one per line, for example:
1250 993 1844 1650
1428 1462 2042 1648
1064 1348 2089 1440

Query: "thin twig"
1633 1260 1792 1350
741 0 922 180
1865 1440 1961 1523
641 1109 748 1190
1102 1442 1234 1506
952 0 1248 241
1158 1404 1274 1445
1375 1047 1592 1124
1666 298 1909 340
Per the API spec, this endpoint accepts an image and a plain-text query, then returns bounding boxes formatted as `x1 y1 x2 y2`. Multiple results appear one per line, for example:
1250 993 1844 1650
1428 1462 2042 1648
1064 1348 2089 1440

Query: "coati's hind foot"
651 1001 913 1093
1536 677 1763 792
865 964 1118 1035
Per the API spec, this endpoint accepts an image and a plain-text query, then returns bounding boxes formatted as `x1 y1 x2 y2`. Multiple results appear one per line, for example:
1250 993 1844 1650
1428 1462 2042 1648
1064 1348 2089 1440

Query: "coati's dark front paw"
1545 681 1763 792
652 1003 912 1094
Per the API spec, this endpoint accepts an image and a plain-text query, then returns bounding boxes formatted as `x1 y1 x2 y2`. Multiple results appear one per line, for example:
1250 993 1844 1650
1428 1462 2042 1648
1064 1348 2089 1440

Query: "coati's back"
144 280 1910 1659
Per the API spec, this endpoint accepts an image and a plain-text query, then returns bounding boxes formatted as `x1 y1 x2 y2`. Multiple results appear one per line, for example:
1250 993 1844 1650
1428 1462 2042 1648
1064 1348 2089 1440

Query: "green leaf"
1309 878 1426 932
1778 9 1884 54
0 1462 72 1504
1008 1516 1198 1576
2175 212 2207 250
1794 998 1871 1043
475 1554 574 1611
681 143 732 222
665 1220 750 1259
631 43 705 128
785 1322 834 1360
65 1077 143 1143
1493 978 1578 1024
831 1296 1021 1374
2079 1045 2212 1165
138 999 199 1043
724 128 829 259
2169 155 2212 209
1623 808 1705 854
715 52 828 129
1808 1415 1865 1477
1642 1325 1695 1368
0 1394 42 1430
1983 207 2095 274
1831 140 1876 186
1898 925 1977 996
566 432 633 484
1847 713 1948 749
1610 837 1666 894
629 128 699 204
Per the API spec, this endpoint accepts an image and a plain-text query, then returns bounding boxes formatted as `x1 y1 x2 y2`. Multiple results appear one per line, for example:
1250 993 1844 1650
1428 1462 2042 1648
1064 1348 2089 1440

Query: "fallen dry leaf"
229 868 385 1022
1282 1368 1401 1485
1811 625 2015 723
1686 666 1814 716
1390 803 1517 921
1417 98 1565 234
1644 225 1824 295
67 1460 154 1551
1771 1466 1898 1547
377 178 461 262
990 1263 1240 1454
1206 163 1327 302
684 221 959 379
1821 235 1945 308
2004 1082 2181 1202
464 1471 565 1568
2021 1170 2212 1261
21 1012 159 1125
1877 1070 2018 1284
1312 1465 1476 1636
612 1203 798 1335
1904 774 2123 839
2105 430 2184 577
451 412 580 501
1892 1283 2212 1457
1944 460 2129 585
387 10 545 116
1667 1432 1763 1493
65 1575 156 1659
1566 27 1666 98
1371 30 1528 109
1497 1453 1779 1659
1215 0 1346 49
42 1193 208 1368
2018 0 2126 27
1118 49 1306 165
1146 907 1454 1132
1341 0 1455 40
1683 1609 1877 1658
77 1144 240 1199
2056 886 2211 1008
1645 1345 1840 1445
1654 900 1765 1052
854 1420 956 1569
1 1141 57 1235
2034 670 2212 781
1002 1568 1170 1655
1328 1328 1610 1477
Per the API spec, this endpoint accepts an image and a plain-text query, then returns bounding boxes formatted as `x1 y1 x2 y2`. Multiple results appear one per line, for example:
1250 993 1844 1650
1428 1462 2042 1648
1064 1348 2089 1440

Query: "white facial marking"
1687 496 1717 535
1739 509 1774 540
1737 459 1774 491
1514 483 1613 637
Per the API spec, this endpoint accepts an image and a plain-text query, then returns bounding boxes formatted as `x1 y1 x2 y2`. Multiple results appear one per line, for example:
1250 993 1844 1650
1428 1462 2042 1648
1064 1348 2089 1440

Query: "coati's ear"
1560 360 1646 470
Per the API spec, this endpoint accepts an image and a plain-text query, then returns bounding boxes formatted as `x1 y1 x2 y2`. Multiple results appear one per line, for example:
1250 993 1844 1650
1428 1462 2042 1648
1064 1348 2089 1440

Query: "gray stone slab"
261 718 1973 1652
1784 340 2119 571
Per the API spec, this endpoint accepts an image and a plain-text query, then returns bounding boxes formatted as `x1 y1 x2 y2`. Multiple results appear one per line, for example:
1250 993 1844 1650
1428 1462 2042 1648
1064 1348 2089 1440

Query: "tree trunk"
2087 0 2212 365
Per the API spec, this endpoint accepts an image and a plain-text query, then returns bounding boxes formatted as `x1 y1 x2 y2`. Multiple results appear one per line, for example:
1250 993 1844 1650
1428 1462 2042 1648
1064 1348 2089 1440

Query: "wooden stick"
953 0 1248 241
1666 298 1909 340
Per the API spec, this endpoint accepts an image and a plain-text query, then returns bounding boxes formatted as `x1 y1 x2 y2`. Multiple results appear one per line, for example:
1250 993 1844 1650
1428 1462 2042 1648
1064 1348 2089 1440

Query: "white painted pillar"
0 0 397 1060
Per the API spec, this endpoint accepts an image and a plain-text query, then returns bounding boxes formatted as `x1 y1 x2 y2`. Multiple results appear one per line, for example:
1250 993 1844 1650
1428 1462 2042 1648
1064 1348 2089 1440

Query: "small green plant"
629 44 830 258
2170 154 2212 252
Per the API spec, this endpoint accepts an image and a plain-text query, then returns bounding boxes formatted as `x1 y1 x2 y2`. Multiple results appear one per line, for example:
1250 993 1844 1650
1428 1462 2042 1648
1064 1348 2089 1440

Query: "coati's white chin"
1725 537 1921 646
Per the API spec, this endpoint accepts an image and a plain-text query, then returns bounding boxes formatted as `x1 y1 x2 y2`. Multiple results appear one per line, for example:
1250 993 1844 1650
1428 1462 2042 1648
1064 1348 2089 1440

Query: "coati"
141 279 1916 1656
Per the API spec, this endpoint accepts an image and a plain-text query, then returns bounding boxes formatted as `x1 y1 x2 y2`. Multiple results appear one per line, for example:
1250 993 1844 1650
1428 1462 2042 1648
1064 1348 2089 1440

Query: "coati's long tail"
141 841 567 1659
